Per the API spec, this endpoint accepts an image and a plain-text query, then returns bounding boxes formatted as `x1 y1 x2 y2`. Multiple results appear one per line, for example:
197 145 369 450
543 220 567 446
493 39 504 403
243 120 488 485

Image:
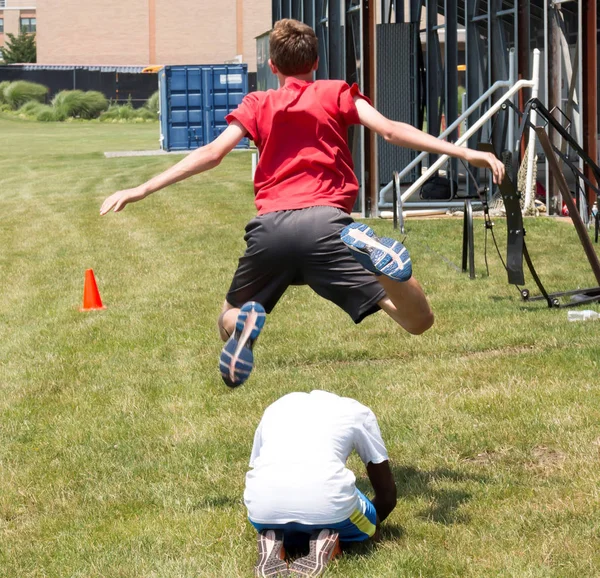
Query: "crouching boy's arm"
367 460 397 539
354 97 505 185
100 121 247 215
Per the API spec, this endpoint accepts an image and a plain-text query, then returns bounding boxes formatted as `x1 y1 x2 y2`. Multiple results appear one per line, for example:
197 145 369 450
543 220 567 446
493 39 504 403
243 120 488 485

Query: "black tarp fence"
0 65 158 107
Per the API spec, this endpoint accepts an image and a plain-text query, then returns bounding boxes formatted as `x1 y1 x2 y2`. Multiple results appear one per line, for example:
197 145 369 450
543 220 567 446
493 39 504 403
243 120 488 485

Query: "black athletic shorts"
226 206 387 323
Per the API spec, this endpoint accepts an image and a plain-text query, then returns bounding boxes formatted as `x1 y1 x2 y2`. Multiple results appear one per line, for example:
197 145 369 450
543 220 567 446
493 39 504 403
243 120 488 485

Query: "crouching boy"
245 390 397 577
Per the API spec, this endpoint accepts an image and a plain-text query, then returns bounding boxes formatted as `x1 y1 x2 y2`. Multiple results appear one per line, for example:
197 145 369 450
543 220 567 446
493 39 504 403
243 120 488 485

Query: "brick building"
0 0 37 53
36 0 271 72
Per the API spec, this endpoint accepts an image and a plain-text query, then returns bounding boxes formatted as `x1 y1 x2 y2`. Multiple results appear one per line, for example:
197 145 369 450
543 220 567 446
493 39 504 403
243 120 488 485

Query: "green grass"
1 116 600 578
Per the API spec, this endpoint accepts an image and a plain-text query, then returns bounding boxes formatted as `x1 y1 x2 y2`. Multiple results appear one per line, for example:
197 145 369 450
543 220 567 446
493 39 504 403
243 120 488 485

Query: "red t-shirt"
225 78 368 215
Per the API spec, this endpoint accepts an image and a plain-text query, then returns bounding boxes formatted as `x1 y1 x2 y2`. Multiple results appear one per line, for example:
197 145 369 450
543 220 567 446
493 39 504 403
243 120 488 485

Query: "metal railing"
378 48 541 214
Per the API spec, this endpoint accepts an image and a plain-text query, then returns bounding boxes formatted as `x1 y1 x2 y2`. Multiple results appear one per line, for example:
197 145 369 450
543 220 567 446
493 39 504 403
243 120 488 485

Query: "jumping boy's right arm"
100 121 247 215
354 97 506 185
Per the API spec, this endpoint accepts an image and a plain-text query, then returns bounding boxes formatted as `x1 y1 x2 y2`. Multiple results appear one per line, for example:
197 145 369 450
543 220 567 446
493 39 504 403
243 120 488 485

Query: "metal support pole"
547 4 562 215
394 0 404 23
582 0 598 210
329 0 344 80
409 0 421 24
392 170 398 229
517 0 530 160
426 0 441 154
381 0 391 23
462 199 475 279
272 0 282 23
303 0 315 27
291 0 302 20
507 50 515 154
445 0 459 196
522 49 540 213
315 0 328 79
393 171 405 233
465 0 483 196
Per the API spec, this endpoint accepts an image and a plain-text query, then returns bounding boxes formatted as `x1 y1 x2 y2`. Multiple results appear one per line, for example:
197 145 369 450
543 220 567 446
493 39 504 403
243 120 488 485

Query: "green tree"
0 32 37 64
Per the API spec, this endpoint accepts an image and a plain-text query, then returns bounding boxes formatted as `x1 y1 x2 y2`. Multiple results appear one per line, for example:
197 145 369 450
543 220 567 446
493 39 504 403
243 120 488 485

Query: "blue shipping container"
159 64 249 151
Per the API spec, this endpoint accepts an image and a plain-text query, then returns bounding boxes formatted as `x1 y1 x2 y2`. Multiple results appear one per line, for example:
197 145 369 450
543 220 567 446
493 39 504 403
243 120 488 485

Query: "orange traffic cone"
80 269 106 311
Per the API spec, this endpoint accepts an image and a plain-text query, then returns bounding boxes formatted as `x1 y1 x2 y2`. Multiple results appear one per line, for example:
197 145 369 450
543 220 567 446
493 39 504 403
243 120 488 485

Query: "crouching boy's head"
269 19 319 78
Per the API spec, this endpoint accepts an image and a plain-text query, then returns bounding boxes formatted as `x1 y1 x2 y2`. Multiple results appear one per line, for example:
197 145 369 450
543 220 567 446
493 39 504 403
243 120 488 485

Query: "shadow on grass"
393 465 486 525
284 523 406 560
337 523 406 560
356 465 487 527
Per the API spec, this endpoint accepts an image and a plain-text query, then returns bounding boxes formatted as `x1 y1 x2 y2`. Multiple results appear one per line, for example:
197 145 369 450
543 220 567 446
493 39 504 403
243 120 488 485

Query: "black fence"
0 66 158 107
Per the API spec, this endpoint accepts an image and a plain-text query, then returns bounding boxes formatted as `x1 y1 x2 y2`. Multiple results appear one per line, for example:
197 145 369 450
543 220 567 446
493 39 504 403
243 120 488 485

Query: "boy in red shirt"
101 19 504 389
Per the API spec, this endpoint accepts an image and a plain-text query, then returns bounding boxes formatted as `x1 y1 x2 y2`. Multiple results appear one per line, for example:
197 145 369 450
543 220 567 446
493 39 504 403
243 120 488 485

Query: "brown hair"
269 19 318 76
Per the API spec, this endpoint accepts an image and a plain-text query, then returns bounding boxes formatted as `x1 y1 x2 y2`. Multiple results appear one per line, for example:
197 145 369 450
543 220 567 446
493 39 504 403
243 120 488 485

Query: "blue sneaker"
341 222 412 282
219 301 266 388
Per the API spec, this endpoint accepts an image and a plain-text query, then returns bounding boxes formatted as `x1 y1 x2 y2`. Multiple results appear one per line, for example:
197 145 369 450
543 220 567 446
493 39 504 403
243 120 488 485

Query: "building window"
21 17 36 33
0 19 4 34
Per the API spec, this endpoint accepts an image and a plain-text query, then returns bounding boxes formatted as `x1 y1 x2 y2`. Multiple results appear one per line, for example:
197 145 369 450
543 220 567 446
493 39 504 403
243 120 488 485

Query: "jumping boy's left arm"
100 121 247 215
354 96 506 185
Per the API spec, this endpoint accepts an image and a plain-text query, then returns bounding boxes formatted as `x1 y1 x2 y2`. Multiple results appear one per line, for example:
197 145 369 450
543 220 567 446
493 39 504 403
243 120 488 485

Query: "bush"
51 90 85 117
36 104 63 122
80 91 109 118
99 102 157 122
18 100 45 117
0 81 11 104
52 90 108 119
145 91 160 114
4 80 47 109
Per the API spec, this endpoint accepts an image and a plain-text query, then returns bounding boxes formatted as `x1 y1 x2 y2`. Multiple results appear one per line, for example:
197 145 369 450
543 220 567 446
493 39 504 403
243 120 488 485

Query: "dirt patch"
463 449 509 465
527 445 567 474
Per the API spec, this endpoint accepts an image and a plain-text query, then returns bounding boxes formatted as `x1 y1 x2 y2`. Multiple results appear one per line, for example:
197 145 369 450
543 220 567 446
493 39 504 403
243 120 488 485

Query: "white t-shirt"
244 390 389 525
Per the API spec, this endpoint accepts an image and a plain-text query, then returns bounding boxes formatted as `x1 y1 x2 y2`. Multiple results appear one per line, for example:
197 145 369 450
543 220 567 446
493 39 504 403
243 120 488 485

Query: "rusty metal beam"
363 0 377 215
536 127 600 285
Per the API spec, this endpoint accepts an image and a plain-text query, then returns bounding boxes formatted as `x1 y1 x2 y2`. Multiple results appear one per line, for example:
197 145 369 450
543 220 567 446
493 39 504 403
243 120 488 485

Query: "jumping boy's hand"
463 149 505 184
354 97 506 185
99 122 247 217
100 187 147 215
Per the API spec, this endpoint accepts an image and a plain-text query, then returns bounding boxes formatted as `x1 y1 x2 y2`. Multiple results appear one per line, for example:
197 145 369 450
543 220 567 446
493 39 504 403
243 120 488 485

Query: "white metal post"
523 49 541 213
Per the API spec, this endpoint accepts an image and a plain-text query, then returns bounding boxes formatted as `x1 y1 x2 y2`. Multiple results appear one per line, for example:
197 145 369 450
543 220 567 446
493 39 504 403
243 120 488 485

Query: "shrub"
0 81 11 104
52 90 85 117
80 91 109 118
99 103 157 122
52 90 108 119
136 107 158 120
36 104 63 122
4 80 47 109
145 91 160 114
15 100 65 121
18 100 45 117
99 103 135 122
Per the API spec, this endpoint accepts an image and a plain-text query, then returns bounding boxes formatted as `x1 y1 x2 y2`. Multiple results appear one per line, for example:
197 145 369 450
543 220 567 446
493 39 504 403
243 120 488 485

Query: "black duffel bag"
420 175 458 201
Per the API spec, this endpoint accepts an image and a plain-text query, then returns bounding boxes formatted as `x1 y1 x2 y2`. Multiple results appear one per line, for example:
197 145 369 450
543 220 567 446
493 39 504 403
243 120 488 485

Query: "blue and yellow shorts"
250 489 377 543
